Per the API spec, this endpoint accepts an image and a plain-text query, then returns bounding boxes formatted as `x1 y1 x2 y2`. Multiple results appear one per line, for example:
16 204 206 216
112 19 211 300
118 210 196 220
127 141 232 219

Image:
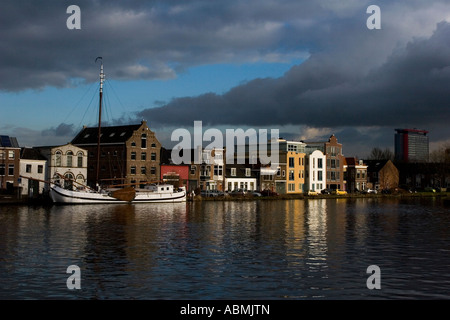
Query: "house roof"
0 135 19 148
364 159 390 172
71 124 142 146
20 147 47 161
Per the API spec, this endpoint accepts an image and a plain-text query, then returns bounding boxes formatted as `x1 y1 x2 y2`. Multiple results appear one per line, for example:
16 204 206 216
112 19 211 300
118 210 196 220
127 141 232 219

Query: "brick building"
71 120 161 188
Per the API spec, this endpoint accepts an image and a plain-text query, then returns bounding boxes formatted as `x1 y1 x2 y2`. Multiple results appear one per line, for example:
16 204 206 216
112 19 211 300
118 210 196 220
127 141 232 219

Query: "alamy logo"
66 5 81 30
366 265 381 289
66 265 81 290
171 121 280 168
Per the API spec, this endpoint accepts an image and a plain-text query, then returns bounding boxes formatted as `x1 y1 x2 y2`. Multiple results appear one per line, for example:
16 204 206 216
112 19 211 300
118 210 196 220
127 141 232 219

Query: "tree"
368 147 394 161
428 143 450 188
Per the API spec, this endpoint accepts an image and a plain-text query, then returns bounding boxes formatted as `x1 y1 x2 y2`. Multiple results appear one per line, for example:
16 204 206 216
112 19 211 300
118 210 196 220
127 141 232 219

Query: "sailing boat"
49 59 186 204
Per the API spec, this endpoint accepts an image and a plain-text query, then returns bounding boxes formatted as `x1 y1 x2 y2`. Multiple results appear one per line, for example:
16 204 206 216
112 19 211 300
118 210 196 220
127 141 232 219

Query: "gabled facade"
365 159 399 191
37 143 88 191
306 135 345 190
71 120 161 187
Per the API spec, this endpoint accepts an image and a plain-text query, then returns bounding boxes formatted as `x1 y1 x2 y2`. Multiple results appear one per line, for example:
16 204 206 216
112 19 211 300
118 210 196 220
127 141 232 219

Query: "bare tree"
368 147 394 161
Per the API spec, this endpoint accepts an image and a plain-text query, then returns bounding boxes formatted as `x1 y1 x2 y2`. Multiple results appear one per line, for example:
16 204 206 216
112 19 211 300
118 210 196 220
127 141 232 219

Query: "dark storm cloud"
138 21 450 131
3 0 450 152
0 0 325 91
41 123 76 137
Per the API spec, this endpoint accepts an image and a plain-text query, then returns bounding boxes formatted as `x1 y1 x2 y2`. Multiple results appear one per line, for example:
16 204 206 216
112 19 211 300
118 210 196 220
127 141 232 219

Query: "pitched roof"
71 124 142 146
364 159 390 172
20 147 47 160
0 135 20 148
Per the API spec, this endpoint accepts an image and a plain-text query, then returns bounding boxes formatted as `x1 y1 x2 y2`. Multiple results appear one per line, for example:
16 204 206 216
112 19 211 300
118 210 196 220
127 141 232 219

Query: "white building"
225 164 258 192
19 148 47 197
306 150 326 193
37 143 88 190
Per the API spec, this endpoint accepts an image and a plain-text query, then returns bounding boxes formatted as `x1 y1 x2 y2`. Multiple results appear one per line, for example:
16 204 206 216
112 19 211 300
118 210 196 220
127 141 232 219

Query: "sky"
1 0 450 158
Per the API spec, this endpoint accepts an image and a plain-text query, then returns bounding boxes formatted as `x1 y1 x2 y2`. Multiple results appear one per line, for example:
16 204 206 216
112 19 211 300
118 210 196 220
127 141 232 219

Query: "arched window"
77 152 83 168
76 174 85 186
64 172 74 190
67 151 73 167
55 151 62 167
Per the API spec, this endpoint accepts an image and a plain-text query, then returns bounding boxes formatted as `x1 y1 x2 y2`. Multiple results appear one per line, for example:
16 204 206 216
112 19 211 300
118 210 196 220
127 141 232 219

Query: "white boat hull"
49 184 186 204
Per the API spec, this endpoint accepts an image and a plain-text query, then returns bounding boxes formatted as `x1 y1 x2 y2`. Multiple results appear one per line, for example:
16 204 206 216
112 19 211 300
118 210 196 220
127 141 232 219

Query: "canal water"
0 197 449 300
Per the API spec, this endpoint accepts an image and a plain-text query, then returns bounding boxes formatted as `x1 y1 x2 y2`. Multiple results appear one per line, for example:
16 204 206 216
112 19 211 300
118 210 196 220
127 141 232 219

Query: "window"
289 170 294 181
8 164 14 176
55 151 62 166
141 133 147 148
38 165 43 174
151 153 157 161
150 167 156 175
289 157 294 168
190 165 196 175
26 164 32 173
231 168 236 176
131 152 136 160
141 152 146 161
0 164 5 175
277 168 281 177
77 152 83 167
131 141 136 147
245 168 251 177
288 183 295 191
67 151 73 167
141 166 146 174
331 159 336 168
9 151 15 159
151 143 156 148
64 173 74 190
214 165 223 176
318 158 323 169
131 166 136 175
282 170 285 177
318 171 323 181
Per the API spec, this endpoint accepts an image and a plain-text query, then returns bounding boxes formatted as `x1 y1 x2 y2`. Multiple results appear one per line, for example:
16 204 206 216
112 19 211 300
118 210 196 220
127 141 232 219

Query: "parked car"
424 187 436 193
332 189 347 195
260 189 278 197
308 190 318 196
200 190 225 197
230 189 248 196
365 188 377 194
321 189 332 195
251 191 262 197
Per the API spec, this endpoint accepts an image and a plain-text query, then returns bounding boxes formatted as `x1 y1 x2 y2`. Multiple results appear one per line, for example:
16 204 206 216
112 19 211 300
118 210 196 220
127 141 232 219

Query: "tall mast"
95 57 104 186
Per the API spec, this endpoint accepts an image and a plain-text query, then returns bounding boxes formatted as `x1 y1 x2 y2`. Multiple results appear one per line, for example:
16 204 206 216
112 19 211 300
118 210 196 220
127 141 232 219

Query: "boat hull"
49 185 186 204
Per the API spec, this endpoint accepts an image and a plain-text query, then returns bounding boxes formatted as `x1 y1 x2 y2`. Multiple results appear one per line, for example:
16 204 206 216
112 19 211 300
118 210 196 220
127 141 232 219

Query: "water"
0 197 449 300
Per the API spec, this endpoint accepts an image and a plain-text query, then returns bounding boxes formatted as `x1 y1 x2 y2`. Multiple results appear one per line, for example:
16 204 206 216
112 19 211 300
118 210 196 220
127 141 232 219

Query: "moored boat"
49 183 186 204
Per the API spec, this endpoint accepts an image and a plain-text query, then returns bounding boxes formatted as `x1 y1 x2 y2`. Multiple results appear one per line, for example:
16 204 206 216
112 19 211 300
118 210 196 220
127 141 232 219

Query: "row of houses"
1 121 413 199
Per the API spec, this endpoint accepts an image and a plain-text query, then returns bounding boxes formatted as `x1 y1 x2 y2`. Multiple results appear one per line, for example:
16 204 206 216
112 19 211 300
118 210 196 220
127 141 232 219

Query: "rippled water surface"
0 197 449 299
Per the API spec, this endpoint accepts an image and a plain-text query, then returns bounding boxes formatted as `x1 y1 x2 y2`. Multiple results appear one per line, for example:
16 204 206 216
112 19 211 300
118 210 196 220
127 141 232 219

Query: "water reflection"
0 197 449 299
